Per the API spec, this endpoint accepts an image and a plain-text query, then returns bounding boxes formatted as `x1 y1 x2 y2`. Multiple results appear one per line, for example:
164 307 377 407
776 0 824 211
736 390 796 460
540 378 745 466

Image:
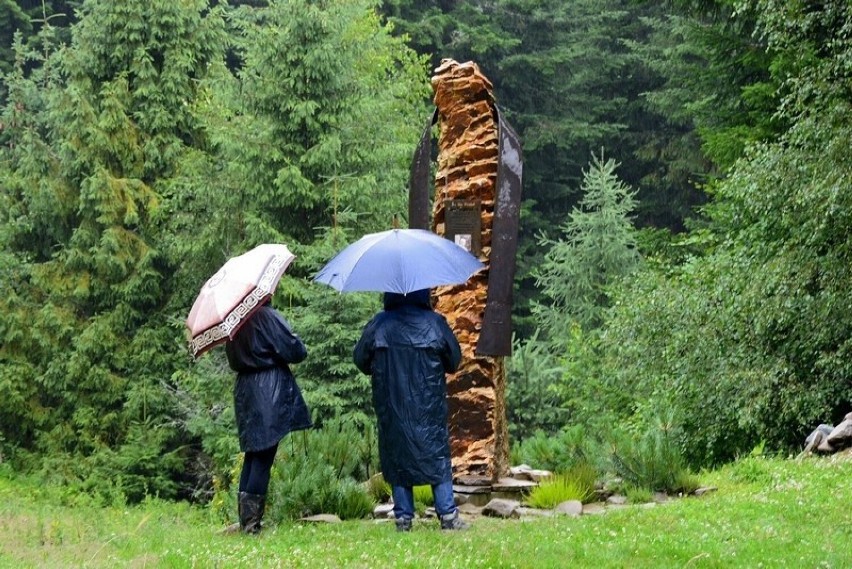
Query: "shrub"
364 472 391 503
672 470 701 494
511 425 600 473
297 416 379 482
267 452 340 521
506 332 568 441
258 419 382 522
567 461 598 497
608 419 695 494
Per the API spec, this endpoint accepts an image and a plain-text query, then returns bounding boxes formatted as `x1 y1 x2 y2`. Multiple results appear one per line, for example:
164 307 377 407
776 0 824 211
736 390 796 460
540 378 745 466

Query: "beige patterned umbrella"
186 244 295 358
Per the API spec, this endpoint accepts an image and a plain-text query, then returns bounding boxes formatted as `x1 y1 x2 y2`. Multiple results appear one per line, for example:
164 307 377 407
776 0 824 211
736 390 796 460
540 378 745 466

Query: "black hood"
383 289 431 311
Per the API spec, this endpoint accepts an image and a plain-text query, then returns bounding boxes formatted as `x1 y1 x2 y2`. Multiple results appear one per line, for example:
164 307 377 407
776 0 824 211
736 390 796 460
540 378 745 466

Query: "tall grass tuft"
413 484 434 512
333 479 376 520
624 484 653 504
526 464 596 509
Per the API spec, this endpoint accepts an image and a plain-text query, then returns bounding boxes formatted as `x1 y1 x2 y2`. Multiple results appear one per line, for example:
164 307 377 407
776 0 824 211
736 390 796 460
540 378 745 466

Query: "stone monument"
409 59 523 483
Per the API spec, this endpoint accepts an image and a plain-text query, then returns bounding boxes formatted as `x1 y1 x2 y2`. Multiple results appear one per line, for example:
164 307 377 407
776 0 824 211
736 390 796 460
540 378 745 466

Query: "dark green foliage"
505 331 566 441
607 417 695 494
533 153 641 334
284 232 384 424
0 0 228 500
0 0 427 501
600 2 852 464
634 2 783 171
0 1 31 78
510 426 599 474
266 423 377 521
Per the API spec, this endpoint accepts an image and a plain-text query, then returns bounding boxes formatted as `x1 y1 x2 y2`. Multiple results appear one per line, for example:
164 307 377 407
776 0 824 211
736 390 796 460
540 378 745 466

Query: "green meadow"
2 452 849 569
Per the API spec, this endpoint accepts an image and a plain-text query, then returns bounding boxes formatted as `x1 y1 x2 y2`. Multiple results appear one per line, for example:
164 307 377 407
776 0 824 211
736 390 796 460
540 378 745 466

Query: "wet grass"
1 452 850 568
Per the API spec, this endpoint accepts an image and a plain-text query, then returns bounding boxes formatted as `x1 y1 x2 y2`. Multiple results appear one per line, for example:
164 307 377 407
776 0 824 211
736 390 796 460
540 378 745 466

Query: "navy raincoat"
226 304 312 452
353 290 462 486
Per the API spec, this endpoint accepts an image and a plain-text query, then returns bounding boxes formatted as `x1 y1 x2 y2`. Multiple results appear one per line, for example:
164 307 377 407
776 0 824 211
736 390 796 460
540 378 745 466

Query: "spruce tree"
0 0 227 498
533 153 641 337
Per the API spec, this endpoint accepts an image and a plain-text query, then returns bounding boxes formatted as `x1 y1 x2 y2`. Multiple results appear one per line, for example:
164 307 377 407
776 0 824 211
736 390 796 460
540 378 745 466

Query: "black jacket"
354 290 461 486
226 305 311 452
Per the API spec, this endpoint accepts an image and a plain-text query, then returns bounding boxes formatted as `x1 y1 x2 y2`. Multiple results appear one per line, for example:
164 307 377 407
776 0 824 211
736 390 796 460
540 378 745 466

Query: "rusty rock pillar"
430 59 509 482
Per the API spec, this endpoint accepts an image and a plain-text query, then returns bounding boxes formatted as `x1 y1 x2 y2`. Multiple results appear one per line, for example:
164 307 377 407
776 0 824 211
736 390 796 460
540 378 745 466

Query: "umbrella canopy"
186 243 295 358
314 228 484 294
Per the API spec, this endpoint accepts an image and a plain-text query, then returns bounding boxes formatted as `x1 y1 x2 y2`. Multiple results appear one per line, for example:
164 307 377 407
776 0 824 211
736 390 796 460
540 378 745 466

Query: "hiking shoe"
439 510 469 531
395 518 413 532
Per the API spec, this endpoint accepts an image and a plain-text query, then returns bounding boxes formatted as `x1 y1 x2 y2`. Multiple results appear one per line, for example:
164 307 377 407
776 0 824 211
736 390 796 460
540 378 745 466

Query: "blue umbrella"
314 228 484 294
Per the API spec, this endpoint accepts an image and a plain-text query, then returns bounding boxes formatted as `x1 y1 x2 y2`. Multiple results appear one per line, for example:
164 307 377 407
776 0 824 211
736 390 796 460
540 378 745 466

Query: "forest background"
0 0 849 506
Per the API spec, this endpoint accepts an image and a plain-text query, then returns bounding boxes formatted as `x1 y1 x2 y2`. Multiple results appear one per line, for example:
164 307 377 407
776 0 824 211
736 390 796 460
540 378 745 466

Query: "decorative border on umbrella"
189 253 292 356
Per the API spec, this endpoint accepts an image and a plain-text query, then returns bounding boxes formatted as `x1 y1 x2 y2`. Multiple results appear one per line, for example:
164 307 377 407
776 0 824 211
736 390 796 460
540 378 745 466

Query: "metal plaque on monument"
444 199 481 255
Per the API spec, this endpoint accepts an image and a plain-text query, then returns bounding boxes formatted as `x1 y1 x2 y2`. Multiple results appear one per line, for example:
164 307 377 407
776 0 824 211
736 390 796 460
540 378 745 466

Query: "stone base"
453 477 538 507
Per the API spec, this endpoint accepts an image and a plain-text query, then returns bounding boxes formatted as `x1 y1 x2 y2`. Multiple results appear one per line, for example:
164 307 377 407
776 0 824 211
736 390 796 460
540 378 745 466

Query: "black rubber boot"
238 491 266 534
439 509 469 531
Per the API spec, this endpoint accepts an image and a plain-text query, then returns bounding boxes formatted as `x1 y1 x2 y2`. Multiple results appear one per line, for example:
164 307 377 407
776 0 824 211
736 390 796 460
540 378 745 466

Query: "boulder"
516 507 553 518
581 502 606 515
458 502 484 516
803 429 827 454
482 498 521 519
491 478 538 492
553 500 583 517
373 503 394 519
299 514 341 524
826 420 852 449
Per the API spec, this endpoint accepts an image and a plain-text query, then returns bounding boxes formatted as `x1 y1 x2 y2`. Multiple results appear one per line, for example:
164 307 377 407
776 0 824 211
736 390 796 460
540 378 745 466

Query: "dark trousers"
238 443 278 495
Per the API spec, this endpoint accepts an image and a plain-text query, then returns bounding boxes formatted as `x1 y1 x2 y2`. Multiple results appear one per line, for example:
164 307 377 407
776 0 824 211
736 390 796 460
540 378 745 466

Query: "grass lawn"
0 452 849 568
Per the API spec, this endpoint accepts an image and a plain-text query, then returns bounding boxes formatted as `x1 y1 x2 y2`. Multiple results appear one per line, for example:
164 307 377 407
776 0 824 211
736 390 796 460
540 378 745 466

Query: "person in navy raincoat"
354 289 468 531
225 300 311 534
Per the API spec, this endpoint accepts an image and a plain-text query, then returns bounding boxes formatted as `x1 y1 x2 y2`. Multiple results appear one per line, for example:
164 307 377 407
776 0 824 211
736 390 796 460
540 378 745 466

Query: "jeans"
392 480 457 520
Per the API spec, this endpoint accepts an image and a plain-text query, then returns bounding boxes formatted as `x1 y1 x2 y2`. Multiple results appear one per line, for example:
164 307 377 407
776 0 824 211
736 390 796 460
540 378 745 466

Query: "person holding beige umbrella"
187 244 311 534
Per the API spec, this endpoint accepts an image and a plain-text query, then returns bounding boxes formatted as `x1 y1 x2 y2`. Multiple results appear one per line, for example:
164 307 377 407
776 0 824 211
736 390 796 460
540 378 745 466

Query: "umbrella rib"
396 230 410 294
